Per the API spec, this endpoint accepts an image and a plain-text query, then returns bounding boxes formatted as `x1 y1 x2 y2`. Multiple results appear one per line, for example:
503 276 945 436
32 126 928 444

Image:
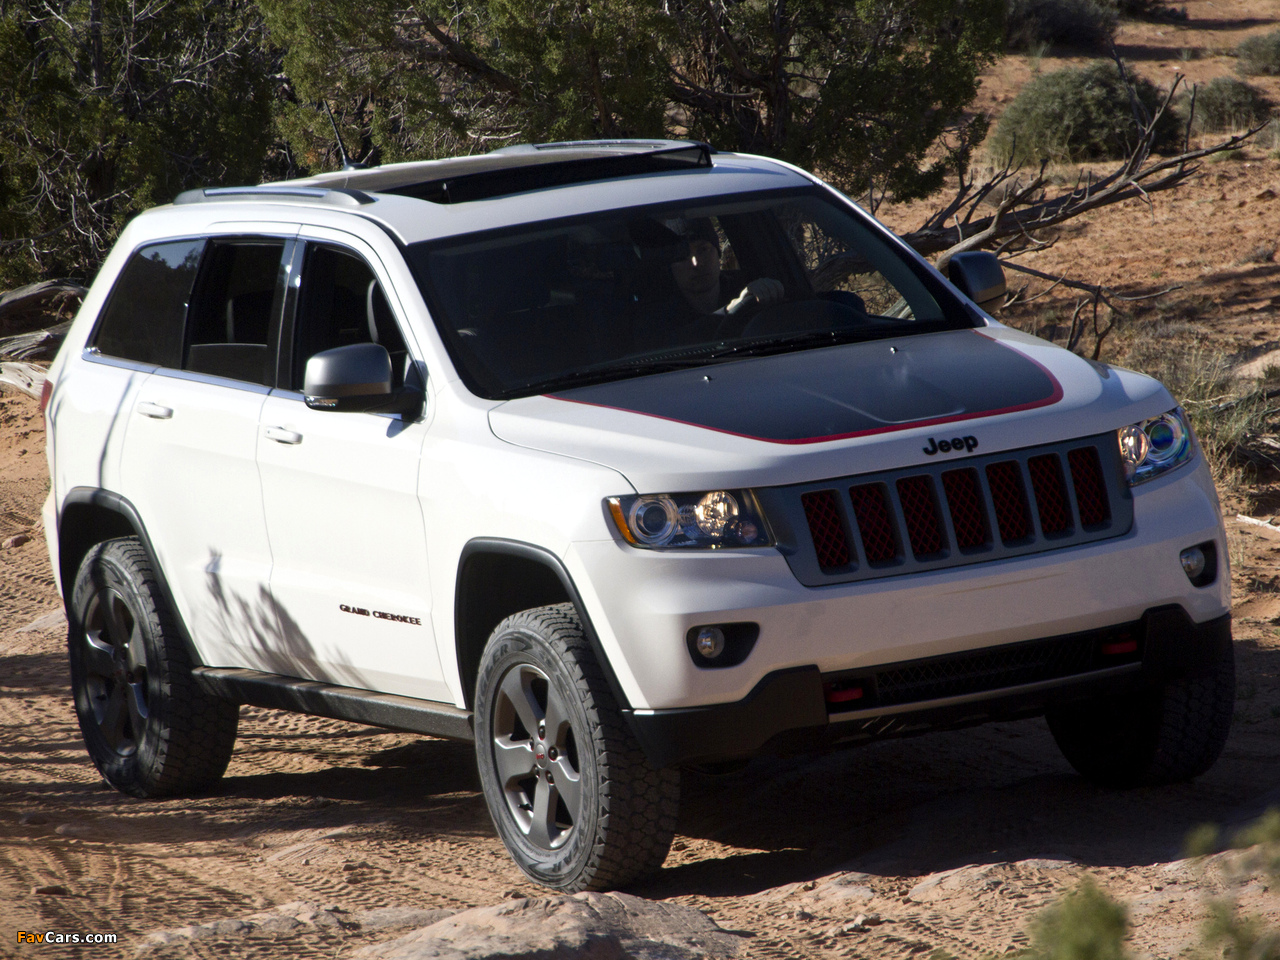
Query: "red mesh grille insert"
986 461 1031 543
801 490 850 569
942 468 989 549
1029 454 1072 535
849 483 897 564
1068 447 1110 527
896 475 944 558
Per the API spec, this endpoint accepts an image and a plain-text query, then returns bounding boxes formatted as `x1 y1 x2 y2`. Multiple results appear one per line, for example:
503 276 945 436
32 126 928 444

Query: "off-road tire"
1046 639 1235 787
474 602 679 891
67 537 239 797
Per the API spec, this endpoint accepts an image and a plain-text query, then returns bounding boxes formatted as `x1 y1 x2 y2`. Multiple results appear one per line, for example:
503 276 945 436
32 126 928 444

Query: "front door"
255 230 447 701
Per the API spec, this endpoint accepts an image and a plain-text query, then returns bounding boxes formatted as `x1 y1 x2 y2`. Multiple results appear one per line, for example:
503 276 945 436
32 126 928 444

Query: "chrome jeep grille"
761 433 1133 587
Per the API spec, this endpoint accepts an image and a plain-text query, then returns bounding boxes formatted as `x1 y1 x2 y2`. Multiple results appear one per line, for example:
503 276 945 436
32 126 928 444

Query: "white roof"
169 144 816 246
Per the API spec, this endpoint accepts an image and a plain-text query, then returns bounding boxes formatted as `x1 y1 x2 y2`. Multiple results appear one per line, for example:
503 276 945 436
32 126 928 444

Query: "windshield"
408 187 975 399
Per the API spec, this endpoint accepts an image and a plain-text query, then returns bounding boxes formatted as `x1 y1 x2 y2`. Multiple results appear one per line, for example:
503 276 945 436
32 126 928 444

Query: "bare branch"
904 66 1269 262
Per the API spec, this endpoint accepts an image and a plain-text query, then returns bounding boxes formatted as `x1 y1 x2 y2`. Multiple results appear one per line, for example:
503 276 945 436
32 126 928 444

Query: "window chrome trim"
80 350 159 375
146 365 275 395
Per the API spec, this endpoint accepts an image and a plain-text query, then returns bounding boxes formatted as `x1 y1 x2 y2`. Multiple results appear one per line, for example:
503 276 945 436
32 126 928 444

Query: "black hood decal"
550 330 1063 444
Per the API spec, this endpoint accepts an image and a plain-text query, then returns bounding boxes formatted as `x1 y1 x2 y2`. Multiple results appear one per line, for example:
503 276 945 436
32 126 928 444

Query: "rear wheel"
474 603 679 891
68 538 238 797
1046 639 1235 787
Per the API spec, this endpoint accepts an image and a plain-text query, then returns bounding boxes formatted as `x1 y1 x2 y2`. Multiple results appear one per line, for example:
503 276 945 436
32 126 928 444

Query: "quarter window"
92 239 204 367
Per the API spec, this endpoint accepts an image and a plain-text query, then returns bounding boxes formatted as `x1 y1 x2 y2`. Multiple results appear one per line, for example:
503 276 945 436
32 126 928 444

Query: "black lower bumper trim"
626 606 1231 768
623 667 827 769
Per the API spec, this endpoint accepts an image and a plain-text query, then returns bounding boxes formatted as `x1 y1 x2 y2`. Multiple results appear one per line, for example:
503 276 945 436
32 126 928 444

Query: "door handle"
264 426 303 445
136 401 173 420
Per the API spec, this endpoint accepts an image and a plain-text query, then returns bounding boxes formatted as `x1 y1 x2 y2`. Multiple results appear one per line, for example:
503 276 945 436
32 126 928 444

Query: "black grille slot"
876 635 1097 706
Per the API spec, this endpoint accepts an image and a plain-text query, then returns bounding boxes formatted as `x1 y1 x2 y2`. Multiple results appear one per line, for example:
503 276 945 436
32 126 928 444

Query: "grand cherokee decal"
551 330 1062 445
340 603 422 626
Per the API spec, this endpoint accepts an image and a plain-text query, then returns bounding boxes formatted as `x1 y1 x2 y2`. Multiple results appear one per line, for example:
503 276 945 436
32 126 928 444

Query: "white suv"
41 141 1233 892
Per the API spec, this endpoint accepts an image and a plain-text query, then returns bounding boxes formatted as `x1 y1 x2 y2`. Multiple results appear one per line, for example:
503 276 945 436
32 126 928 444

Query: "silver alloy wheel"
80 586 150 757
490 662 583 850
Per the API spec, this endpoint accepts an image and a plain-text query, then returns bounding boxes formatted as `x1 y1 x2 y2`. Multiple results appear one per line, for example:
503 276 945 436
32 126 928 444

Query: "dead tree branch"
0 280 87 327
900 73 1269 263
1000 261 1181 360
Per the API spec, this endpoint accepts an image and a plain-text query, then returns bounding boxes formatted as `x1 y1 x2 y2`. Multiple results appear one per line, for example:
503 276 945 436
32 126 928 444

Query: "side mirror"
303 343 423 418
947 251 1007 313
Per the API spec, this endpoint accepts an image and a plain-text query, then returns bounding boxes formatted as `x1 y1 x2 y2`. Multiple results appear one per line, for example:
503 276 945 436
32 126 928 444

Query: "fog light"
1180 546 1207 582
695 627 725 659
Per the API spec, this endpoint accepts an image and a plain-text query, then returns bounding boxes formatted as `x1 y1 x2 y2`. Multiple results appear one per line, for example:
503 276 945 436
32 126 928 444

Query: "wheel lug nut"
548 747 558 760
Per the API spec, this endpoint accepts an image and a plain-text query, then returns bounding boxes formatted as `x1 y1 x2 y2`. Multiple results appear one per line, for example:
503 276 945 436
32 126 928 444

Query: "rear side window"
184 241 286 385
92 239 205 367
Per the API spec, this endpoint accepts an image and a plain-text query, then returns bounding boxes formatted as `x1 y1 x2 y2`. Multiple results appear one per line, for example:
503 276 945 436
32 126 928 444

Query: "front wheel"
474 603 679 891
1046 638 1235 787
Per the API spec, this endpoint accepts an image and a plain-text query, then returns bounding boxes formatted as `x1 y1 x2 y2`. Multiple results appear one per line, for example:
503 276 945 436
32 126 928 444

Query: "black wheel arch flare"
58 487 203 666
454 538 635 717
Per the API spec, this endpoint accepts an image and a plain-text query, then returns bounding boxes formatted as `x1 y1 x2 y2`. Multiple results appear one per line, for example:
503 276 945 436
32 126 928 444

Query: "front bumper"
567 456 1228 712
625 606 1232 767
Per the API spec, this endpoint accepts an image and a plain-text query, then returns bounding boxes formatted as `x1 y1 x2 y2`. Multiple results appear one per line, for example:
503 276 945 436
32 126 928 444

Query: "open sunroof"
384 142 713 204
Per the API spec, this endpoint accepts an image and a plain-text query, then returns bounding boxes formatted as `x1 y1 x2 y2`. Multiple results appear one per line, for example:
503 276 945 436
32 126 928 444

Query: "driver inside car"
666 217 785 317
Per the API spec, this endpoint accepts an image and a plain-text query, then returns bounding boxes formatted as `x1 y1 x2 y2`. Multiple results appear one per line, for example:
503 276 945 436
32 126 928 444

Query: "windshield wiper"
504 354 732 397
502 326 898 398
696 326 891 361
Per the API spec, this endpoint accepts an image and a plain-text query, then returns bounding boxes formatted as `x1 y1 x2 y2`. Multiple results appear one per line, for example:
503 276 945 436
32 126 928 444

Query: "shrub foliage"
0 0 276 289
1024 878 1130 960
1186 77 1271 134
988 61 1183 165
1 0 1007 288
260 0 1005 206
1005 0 1117 51
1236 29 1280 77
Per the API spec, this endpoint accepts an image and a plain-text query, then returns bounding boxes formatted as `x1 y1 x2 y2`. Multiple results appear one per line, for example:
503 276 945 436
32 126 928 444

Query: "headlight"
1117 407 1195 485
607 490 773 549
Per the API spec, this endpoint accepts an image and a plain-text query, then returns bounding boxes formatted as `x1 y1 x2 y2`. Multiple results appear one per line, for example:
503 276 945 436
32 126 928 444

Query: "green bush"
1236 29 1280 76
1111 0 1188 21
1023 878 1130 960
1006 0 1117 51
1186 76 1271 133
988 61 1182 165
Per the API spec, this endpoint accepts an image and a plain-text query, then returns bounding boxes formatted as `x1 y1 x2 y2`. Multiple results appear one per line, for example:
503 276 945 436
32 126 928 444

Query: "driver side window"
291 244 409 390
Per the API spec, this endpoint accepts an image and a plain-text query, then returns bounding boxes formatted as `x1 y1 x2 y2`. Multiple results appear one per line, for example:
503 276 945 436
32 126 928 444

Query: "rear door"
118 229 296 669
255 228 447 701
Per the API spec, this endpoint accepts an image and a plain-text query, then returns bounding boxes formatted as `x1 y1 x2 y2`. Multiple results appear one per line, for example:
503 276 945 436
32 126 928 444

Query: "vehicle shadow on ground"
0 651 70 695
647 637 1280 898
218 736 485 819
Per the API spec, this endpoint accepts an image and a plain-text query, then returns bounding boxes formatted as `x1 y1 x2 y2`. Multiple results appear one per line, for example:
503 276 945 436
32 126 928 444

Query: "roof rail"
386 141 714 205
173 185 376 207
489 139 713 156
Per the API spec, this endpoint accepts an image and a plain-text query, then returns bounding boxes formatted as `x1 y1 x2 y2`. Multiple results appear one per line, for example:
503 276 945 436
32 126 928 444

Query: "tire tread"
70 538 238 798
1047 640 1234 787
476 603 679 891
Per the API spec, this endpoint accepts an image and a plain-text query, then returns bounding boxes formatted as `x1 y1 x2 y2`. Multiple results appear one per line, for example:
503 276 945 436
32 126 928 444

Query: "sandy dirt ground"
5 7 1280 957
2 381 1278 960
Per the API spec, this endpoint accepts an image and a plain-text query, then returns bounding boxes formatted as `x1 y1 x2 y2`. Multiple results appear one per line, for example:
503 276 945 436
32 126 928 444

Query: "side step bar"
192 667 474 741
